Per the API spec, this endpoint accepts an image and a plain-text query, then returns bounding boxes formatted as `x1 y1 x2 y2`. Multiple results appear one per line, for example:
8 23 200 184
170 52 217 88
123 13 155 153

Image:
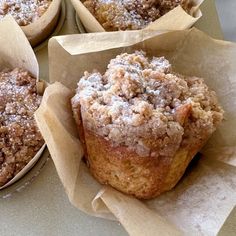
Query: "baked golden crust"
0 68 44 186
73 117 211 199
71 51 224 199
80 128 202 199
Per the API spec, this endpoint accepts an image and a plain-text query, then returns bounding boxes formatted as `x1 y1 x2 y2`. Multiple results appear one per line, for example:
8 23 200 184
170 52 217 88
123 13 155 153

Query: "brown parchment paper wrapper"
0 16 46 189
20 0 61 47
70 0 203 32
35 28 236 235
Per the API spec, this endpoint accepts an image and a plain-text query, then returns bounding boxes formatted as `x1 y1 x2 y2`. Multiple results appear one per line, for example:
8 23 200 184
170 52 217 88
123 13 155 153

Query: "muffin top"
72 51 223 157
0 0 52 26
83 0 190 30
0 68 44 186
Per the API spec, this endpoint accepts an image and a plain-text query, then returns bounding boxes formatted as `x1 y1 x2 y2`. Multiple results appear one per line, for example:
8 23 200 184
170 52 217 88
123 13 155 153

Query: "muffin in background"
71 51 224 199
83 0 191 31
0 0 52 26
0 68 44 186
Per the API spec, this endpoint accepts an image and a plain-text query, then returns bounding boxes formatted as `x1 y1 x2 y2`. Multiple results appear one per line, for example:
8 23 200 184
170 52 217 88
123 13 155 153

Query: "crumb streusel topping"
72 51 224 158
0 68 44 186
0 0 52 26
83 0 190 31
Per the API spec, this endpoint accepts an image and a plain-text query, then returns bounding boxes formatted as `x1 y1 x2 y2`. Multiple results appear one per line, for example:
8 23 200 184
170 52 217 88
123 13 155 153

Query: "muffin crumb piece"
83 0 190 30
72 51 224 157
0 0 52 26
0 68 44 186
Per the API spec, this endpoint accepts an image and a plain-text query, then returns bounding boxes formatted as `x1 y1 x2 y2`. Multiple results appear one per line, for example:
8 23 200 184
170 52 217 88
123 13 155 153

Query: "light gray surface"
215 0 236 41
0 1 230 236
195 0 224 39
0 160 126 236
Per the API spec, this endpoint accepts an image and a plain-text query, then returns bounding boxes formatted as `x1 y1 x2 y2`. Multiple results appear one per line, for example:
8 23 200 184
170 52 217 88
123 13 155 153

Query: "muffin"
0 0 52 26
83 0 191 31
0 68 44 187
0 0 61 47
71 51 224 199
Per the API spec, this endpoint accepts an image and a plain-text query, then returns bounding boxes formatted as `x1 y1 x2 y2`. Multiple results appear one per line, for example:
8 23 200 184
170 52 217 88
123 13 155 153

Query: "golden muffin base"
82 128 198 200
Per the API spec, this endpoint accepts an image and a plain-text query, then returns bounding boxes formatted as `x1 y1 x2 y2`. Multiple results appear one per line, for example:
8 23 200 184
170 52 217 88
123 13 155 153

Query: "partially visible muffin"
71 51 224 199
83 0 191 31
0 0 52 26
0 68 44 186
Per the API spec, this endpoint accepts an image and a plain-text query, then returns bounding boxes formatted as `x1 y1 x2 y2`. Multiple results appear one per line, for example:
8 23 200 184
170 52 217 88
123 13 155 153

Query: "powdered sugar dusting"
84 0 189 30
0 0 52 26
0 68 44 186
72 51 224 157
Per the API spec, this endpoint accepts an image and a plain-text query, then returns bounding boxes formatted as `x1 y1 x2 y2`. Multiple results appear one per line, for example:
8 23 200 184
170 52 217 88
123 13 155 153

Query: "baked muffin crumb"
71 51 224 198
0 0 52 26
72 51 224 157
83 0 190 30
0 68 44 186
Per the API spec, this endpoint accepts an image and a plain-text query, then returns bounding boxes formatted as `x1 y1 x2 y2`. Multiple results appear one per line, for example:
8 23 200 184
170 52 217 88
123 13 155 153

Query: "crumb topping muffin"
72 51 224 199
83 0 190 30
0 0 52 26
73 51 223 156
0 68 44 186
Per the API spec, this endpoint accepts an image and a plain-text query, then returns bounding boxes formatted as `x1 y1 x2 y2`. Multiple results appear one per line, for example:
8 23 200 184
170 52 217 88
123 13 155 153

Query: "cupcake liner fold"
35 28 236 235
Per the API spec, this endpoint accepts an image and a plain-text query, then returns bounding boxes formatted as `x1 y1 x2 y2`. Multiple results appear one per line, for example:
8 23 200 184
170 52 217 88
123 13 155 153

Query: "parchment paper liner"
35 29 236 235
0 16 46 190
20 0 61 47
70 0 204 33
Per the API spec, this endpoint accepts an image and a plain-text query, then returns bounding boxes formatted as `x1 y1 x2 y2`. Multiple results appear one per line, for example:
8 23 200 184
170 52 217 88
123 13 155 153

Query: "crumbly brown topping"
83 0 190 30
0 0 52 26
0 68 44 186
72 51 224 157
